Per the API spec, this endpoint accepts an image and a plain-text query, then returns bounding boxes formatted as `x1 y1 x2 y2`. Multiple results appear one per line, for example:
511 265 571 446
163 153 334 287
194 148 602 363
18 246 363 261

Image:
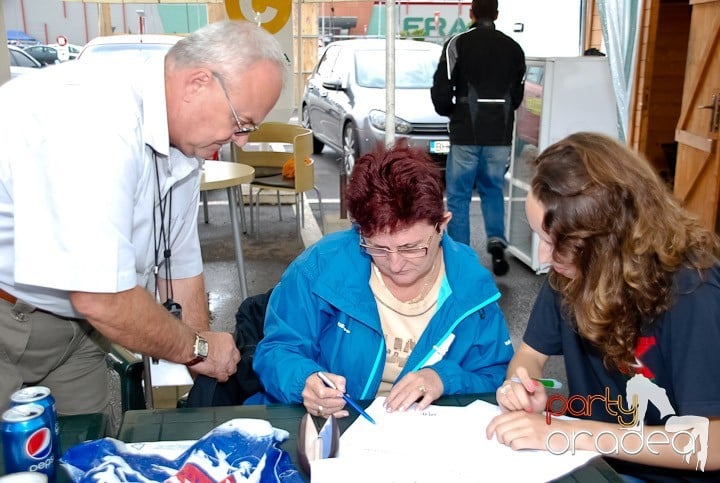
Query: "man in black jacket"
431 0 525 276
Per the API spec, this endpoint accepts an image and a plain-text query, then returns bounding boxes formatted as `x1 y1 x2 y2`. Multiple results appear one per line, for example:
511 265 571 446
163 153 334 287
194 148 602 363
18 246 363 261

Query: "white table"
200 160 254 300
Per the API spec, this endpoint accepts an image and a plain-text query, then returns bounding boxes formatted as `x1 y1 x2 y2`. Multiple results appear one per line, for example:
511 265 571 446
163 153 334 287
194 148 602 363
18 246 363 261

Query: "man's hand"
188 331 240 382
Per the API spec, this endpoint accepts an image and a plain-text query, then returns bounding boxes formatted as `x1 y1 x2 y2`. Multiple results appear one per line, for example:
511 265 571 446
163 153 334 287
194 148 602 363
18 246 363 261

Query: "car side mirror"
321 78 341 90
322 75 346 91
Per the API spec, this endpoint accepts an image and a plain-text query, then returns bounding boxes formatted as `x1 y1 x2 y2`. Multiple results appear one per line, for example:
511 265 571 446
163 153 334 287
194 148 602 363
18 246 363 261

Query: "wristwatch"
187 332 209 366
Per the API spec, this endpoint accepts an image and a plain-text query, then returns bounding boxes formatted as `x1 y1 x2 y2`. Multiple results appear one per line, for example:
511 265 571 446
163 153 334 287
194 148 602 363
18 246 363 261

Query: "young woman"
486 132 720 481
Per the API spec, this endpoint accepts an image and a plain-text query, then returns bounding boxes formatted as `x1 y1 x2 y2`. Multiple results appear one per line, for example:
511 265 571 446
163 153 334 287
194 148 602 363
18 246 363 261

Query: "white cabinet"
506 56 619 272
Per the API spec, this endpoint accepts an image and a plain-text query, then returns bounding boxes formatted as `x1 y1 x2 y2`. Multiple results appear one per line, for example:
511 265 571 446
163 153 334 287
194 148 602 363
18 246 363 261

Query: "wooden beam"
676 129 716 153
98 3 112 35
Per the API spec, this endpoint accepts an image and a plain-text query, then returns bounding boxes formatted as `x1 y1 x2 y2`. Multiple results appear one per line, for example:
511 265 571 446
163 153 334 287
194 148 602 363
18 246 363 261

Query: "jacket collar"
311 229 500 322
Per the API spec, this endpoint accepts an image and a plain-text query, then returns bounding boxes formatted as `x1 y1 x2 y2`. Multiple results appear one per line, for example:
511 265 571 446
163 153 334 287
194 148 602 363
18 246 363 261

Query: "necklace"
370 255 442 317
375 294 438 317
405 260 438 303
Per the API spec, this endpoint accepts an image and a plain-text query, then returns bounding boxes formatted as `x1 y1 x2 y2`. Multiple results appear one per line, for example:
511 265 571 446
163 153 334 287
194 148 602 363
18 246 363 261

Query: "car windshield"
354 49 439 89
79 43 172 63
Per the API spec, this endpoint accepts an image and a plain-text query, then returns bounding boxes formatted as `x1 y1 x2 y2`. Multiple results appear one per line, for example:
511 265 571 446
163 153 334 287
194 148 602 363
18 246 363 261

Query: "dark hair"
471 0 499 21
531 132 720 372
346 142 445 236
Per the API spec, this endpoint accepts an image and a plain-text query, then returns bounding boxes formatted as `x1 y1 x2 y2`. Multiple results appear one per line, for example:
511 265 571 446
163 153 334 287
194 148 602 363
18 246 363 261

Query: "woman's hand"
301 371 349 418
486 409 575 451
496 366 548 414
385 368 444 412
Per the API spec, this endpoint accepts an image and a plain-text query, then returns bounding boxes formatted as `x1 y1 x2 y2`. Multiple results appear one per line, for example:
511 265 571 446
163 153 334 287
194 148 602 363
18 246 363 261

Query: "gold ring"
418 385 427 394
318 404 324 417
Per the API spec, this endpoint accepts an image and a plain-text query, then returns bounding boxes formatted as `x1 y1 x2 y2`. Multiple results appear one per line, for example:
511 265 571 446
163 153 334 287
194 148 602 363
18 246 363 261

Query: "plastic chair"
106 344 146 413
232 122 324 243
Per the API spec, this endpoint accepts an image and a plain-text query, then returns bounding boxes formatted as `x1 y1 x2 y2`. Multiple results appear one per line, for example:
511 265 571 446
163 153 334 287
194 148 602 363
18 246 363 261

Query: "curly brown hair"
531 132 720 372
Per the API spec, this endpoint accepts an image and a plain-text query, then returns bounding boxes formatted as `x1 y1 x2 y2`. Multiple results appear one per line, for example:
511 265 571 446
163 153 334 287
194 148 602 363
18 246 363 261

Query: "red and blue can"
1 403 56 482
10 386 59 456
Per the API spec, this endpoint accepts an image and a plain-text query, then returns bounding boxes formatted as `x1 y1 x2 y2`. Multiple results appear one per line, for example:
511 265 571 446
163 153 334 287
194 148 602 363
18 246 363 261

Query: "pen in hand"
317 371 376 424
511 376 563 389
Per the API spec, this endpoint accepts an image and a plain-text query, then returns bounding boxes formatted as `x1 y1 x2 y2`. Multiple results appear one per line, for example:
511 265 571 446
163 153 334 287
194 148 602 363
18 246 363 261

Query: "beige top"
370 254 445 397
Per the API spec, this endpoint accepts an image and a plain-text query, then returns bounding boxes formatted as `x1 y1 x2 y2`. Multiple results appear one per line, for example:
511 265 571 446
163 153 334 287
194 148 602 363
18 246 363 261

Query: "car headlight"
368 110 412 134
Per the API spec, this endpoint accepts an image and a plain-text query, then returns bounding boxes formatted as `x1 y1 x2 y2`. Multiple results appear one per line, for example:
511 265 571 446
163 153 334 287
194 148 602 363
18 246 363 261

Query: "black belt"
0 288 84 322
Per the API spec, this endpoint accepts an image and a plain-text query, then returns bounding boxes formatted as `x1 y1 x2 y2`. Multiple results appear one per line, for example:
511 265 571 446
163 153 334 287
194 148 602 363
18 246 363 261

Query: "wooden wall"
639 2 691 174
584 0 604 50
293 3 319 110
630 1 656 158
585 0 692 179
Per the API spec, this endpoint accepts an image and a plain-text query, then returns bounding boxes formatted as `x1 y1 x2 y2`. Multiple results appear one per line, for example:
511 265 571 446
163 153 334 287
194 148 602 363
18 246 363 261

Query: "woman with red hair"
253 142 513 417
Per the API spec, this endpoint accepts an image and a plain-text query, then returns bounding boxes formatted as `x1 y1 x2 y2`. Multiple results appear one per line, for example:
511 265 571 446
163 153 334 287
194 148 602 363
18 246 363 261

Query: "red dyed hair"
346 142 445 236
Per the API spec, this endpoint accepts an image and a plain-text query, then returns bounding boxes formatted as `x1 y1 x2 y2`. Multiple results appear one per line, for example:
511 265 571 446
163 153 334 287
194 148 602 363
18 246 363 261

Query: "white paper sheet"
310 398 599 483
148 359 193 387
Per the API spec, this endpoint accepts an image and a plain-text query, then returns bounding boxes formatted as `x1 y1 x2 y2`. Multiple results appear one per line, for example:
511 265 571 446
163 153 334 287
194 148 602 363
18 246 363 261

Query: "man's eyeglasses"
359 225 439 259
212 72 259 136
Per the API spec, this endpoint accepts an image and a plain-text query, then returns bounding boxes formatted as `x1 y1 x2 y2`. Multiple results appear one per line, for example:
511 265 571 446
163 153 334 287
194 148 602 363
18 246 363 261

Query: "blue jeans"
445 144 510 247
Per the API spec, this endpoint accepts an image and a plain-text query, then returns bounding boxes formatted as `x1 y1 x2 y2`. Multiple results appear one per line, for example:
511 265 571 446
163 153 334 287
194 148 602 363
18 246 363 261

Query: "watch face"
195 335 209 359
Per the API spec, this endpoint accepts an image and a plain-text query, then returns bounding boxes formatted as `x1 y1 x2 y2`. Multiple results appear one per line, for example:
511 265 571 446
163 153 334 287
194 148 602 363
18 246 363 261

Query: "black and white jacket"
431 20 526 146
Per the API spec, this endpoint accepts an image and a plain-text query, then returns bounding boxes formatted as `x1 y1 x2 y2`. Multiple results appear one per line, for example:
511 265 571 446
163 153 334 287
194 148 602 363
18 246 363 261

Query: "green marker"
511 376 563 389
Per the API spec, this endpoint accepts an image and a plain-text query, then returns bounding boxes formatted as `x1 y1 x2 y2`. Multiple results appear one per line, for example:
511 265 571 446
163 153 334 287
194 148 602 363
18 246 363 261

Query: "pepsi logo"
25 427 53 459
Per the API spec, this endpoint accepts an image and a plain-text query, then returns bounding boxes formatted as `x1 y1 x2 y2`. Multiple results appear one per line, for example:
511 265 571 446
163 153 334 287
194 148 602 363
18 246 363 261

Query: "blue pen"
317 371 376 424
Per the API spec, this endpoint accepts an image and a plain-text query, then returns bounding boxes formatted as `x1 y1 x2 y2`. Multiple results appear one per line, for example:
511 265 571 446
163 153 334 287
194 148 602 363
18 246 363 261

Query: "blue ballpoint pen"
317 371 376 424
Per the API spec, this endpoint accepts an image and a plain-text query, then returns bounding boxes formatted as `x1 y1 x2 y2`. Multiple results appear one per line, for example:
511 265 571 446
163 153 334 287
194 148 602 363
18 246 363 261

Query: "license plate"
430 140 450 154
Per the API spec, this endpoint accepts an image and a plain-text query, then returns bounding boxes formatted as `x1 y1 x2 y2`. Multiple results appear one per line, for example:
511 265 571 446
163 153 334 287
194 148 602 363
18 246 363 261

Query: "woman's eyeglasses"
359 225 439 259
212 72 259 136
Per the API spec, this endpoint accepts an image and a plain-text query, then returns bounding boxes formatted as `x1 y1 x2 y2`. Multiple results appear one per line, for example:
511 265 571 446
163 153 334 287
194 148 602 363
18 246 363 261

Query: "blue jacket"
253 229 514 404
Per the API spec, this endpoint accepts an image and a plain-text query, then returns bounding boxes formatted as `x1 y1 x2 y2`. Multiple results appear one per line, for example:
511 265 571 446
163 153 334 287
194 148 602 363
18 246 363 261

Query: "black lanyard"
152 150 182 319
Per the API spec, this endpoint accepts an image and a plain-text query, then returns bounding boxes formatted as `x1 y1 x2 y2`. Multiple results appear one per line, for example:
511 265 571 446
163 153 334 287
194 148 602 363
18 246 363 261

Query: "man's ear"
184 68 213 100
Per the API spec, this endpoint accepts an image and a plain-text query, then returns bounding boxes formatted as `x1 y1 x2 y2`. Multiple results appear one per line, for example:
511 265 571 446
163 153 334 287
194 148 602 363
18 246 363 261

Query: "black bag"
185 289 272 407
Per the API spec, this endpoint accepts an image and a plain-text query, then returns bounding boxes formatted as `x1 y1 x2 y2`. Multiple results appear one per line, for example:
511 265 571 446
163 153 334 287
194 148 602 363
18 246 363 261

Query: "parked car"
6 29 39 48
7 45 42 79
76 34 182 64
23 44 61 66
302 39 449 175
48 43 83 61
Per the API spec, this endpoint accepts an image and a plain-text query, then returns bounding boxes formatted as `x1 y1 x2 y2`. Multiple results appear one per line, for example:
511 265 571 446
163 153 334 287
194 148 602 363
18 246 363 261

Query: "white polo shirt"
0 59 203 317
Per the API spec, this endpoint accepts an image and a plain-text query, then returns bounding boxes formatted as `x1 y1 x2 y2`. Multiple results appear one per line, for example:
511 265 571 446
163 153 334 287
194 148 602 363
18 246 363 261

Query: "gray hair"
167 20 287 87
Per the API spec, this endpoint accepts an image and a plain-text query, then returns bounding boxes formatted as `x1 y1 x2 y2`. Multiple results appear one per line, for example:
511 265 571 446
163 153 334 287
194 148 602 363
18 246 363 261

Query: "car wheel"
302 104 325 154
342 122 359 176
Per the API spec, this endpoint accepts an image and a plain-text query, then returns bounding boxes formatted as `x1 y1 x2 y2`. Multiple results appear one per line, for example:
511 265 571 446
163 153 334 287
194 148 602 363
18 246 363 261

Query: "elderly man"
0 20 285 418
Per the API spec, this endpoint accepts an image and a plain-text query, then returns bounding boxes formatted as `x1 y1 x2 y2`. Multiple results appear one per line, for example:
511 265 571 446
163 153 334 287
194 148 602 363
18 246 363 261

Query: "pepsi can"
10 387 59 456
1 404 56 482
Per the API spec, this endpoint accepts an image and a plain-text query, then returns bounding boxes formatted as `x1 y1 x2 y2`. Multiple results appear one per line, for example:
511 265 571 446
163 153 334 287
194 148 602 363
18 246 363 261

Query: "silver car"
7 45 42 79
302 39 449 175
